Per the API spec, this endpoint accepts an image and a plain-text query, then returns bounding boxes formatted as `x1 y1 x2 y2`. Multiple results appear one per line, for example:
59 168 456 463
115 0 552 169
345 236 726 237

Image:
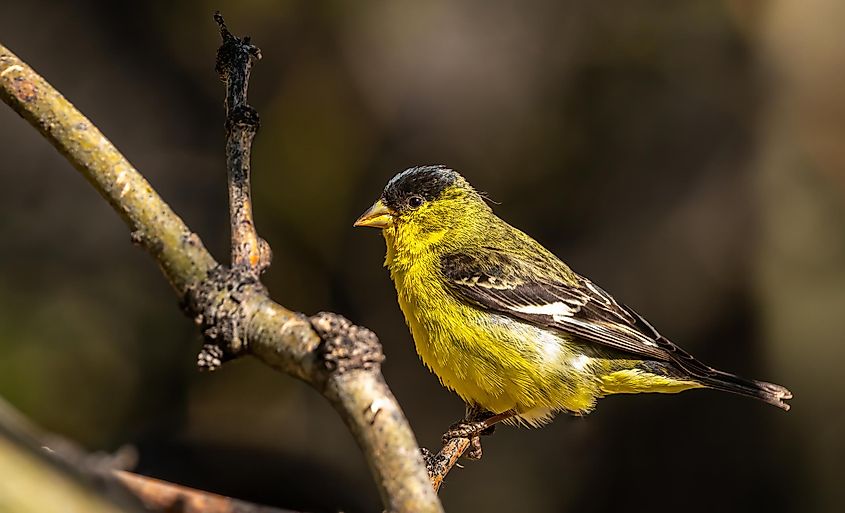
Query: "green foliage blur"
1 1 843 512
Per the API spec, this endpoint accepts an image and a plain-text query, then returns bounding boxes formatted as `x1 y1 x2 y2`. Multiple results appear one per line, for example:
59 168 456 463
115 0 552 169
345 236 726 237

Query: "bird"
354 165 792 447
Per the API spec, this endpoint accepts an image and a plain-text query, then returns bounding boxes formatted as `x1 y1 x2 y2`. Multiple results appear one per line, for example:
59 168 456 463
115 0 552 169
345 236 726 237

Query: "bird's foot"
442 419 495 441
441 419 497 460
466 435 484 460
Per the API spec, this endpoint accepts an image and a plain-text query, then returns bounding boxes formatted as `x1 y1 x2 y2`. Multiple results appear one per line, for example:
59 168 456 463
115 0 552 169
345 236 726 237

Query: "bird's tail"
642 331 794 410
694 369 792 411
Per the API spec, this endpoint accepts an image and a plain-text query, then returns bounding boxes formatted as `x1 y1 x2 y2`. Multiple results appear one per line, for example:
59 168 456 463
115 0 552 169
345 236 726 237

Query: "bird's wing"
440 250 680 362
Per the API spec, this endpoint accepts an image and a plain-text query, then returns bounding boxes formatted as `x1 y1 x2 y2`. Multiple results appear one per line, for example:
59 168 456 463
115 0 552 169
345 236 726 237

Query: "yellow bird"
355 166 791 443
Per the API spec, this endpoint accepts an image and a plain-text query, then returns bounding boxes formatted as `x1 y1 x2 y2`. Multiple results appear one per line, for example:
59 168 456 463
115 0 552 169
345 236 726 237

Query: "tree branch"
1 396 301 513
0 16 443 513
0 51 215 297
423 439 471 493
214 12 267 272
0 399 147 513
115 471 300 513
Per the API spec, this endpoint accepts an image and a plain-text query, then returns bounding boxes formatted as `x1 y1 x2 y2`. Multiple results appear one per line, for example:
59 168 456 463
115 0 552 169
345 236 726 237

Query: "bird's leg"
441 406 515 460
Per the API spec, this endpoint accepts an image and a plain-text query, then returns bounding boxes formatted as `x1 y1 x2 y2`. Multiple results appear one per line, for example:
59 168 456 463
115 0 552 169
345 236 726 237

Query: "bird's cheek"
421 229 448 246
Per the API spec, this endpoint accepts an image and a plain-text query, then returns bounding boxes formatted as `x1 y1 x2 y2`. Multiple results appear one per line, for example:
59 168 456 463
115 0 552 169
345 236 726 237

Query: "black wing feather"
440 250 675 362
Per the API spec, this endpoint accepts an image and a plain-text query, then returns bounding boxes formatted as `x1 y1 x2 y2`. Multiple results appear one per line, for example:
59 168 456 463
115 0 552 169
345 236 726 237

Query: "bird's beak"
354 200 393 229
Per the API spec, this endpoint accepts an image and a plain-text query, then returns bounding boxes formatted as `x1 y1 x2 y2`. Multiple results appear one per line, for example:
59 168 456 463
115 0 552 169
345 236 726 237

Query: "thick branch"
215 12 266 271
0 36 442 513
1 396 300 513
0 47 216 296
0 400 146 513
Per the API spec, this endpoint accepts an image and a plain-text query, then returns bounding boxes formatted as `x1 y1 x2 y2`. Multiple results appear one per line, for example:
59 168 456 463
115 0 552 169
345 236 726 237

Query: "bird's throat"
383 224 447 272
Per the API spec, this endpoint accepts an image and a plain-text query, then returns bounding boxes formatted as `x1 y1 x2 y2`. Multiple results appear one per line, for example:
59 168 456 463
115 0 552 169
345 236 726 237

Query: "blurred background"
1 1 843 512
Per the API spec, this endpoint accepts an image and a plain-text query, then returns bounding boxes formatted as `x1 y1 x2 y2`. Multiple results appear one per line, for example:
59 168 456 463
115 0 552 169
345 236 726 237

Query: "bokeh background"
1 1 843 512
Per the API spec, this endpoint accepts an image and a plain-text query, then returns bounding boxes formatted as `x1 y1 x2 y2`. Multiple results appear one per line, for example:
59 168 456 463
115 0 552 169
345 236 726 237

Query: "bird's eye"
408 195 424 208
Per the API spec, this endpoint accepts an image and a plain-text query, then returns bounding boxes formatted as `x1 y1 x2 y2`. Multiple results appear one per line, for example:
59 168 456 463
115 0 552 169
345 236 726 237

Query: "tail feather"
651 335 793 411
695 370 793 411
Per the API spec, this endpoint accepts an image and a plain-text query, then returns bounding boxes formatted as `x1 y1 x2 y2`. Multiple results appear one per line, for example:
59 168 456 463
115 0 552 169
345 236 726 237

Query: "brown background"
1 1 843 512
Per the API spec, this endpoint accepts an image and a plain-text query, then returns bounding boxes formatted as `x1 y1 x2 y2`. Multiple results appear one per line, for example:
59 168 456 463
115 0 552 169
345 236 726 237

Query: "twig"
424 438 471 493
0 22 442 513
214 12 267 272
115 471 300 513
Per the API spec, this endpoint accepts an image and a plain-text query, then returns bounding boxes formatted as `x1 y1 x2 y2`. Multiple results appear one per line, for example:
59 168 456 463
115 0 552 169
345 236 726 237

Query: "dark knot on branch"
213 12 261 81
186 265 268 371
227 104 260 132
311 312 385 375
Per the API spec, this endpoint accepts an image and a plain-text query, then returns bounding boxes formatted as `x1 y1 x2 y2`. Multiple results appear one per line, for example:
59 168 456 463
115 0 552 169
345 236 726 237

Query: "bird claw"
465 435 484 460
443 420 485 441
441 419 497 460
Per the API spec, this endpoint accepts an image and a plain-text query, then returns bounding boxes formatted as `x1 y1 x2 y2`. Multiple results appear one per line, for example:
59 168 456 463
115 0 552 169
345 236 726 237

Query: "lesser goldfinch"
355 166 791 438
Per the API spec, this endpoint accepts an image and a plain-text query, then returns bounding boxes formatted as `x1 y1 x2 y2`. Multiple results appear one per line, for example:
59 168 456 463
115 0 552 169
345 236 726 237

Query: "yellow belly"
390 255 602 417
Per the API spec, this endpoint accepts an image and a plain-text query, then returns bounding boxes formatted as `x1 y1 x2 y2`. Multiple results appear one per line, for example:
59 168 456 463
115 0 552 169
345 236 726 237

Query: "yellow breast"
384 230 599 416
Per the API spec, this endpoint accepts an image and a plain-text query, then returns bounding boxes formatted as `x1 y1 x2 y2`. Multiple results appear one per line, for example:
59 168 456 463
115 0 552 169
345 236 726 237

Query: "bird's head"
354 166 491 256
